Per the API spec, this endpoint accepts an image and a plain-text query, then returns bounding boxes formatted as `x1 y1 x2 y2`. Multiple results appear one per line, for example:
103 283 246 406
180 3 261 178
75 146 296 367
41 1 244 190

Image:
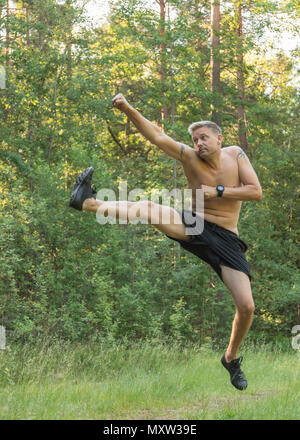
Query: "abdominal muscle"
194 200 242 235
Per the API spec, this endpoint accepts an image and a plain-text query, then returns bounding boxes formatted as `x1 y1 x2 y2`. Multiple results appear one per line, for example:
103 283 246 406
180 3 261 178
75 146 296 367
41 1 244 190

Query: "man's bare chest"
183 157 240 188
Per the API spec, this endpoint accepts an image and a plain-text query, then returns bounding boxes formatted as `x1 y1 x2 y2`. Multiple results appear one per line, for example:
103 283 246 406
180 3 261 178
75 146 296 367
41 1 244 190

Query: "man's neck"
203 149 222 170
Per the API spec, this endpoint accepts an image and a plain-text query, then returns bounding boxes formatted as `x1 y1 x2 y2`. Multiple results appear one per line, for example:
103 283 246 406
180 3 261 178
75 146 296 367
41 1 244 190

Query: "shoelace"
230 357 246 382
236 372 245 381
76 173 88 185
231 356 243 367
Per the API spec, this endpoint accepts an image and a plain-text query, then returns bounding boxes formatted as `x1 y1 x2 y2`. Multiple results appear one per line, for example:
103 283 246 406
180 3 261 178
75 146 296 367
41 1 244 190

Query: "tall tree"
158 0 169 125
235 0 248 151
210 0 222 127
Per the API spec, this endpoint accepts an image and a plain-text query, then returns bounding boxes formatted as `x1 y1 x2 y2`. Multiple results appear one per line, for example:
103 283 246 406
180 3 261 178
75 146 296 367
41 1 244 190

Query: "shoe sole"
69 167 94 208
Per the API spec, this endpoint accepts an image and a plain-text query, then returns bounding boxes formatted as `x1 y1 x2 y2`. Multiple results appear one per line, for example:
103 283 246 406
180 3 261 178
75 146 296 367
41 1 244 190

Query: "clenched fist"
200 185 218 200
112 93 130 112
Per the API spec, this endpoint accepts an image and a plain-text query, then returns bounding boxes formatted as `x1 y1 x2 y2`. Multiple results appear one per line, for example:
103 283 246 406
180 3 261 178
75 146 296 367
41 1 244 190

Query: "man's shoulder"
222 145 241 158
222 145 240 152
223 146 253 167
177 142 196 162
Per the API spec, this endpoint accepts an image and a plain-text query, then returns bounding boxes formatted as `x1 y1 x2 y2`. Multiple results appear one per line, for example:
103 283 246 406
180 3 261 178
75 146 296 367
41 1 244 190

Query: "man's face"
191 127 222 159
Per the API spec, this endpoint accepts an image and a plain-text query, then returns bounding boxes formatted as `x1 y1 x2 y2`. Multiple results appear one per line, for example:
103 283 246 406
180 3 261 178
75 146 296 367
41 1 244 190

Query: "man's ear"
217 133 222 144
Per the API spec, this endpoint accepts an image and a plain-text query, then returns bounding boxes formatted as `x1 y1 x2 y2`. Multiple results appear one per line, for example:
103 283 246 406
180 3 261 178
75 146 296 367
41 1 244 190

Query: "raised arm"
112 94 193 162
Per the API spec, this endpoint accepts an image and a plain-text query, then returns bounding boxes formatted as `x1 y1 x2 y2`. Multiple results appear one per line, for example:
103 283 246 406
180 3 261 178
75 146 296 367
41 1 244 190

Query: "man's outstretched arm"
112 93 193 162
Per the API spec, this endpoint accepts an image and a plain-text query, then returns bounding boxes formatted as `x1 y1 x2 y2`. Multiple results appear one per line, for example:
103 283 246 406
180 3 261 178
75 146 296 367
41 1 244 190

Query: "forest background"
0 0 299 349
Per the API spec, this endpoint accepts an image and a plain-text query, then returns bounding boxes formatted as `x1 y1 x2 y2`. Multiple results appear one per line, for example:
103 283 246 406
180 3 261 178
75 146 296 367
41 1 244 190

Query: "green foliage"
0 0 299 346
169 297 193 342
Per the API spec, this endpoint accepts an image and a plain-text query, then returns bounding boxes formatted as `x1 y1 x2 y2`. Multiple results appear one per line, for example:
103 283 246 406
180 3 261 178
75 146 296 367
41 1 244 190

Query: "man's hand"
111 93 194 162
201 185 218 200
112 93 130 112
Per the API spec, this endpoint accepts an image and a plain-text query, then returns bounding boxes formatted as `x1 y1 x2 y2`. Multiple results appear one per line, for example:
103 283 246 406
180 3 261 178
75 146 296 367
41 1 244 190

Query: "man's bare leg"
220 265 255 361
82 198 190 241
83 200 253 357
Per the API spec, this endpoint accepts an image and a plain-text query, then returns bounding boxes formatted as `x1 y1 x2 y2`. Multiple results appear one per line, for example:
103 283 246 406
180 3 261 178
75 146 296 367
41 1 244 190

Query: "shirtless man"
69 93 262 391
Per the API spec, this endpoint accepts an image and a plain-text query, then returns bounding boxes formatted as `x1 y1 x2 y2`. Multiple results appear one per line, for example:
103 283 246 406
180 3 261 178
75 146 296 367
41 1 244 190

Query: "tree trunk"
236 2 248 151
2 1 10 121
5 1 9 65
66 28 72 149
210 0 222 127
159 0 168 126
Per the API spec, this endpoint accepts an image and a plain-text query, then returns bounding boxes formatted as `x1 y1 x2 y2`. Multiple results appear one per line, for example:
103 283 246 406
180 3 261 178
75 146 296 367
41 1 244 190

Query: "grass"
0 339 299 420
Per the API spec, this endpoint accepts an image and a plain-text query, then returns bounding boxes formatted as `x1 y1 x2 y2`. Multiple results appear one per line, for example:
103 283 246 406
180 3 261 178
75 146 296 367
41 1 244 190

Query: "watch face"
217 185 224 191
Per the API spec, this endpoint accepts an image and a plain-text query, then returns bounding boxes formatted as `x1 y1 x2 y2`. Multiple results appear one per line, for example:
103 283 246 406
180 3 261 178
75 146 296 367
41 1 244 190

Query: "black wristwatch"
216 185 224 197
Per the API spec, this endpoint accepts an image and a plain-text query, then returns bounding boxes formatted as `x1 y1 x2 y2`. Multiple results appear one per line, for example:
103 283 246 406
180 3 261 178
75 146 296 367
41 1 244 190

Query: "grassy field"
0 339 299 420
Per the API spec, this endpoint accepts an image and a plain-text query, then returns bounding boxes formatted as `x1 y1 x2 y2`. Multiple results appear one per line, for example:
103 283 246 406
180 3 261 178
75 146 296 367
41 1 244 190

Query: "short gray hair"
188 121 222 135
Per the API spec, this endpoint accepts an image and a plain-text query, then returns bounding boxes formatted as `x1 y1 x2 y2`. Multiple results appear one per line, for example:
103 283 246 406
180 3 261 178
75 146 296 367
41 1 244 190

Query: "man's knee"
143 201 164 224
133 202 184 233
237 302 255 316
144 200 156 222
129 200 156 223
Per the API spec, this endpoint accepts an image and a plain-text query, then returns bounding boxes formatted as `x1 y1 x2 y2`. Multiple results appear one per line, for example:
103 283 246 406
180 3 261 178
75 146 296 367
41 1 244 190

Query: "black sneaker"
221 354 248 391
69 167 97 211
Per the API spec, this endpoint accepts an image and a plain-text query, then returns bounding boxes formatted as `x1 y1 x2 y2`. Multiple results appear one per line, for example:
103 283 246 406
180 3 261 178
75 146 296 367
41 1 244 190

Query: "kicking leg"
220 265 255 361
82 198 190 241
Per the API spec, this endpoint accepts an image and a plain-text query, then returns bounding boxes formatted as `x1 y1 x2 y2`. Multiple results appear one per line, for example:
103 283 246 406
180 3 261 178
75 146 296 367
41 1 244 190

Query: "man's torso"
182 146 241 234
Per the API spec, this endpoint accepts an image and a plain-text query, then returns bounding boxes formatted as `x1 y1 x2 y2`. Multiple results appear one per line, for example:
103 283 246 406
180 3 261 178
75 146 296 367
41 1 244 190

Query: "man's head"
188 121 222 159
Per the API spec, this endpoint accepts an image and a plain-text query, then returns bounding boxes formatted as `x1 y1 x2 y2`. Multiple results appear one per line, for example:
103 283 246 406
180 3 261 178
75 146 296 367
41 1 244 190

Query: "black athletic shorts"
166 210 252 281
